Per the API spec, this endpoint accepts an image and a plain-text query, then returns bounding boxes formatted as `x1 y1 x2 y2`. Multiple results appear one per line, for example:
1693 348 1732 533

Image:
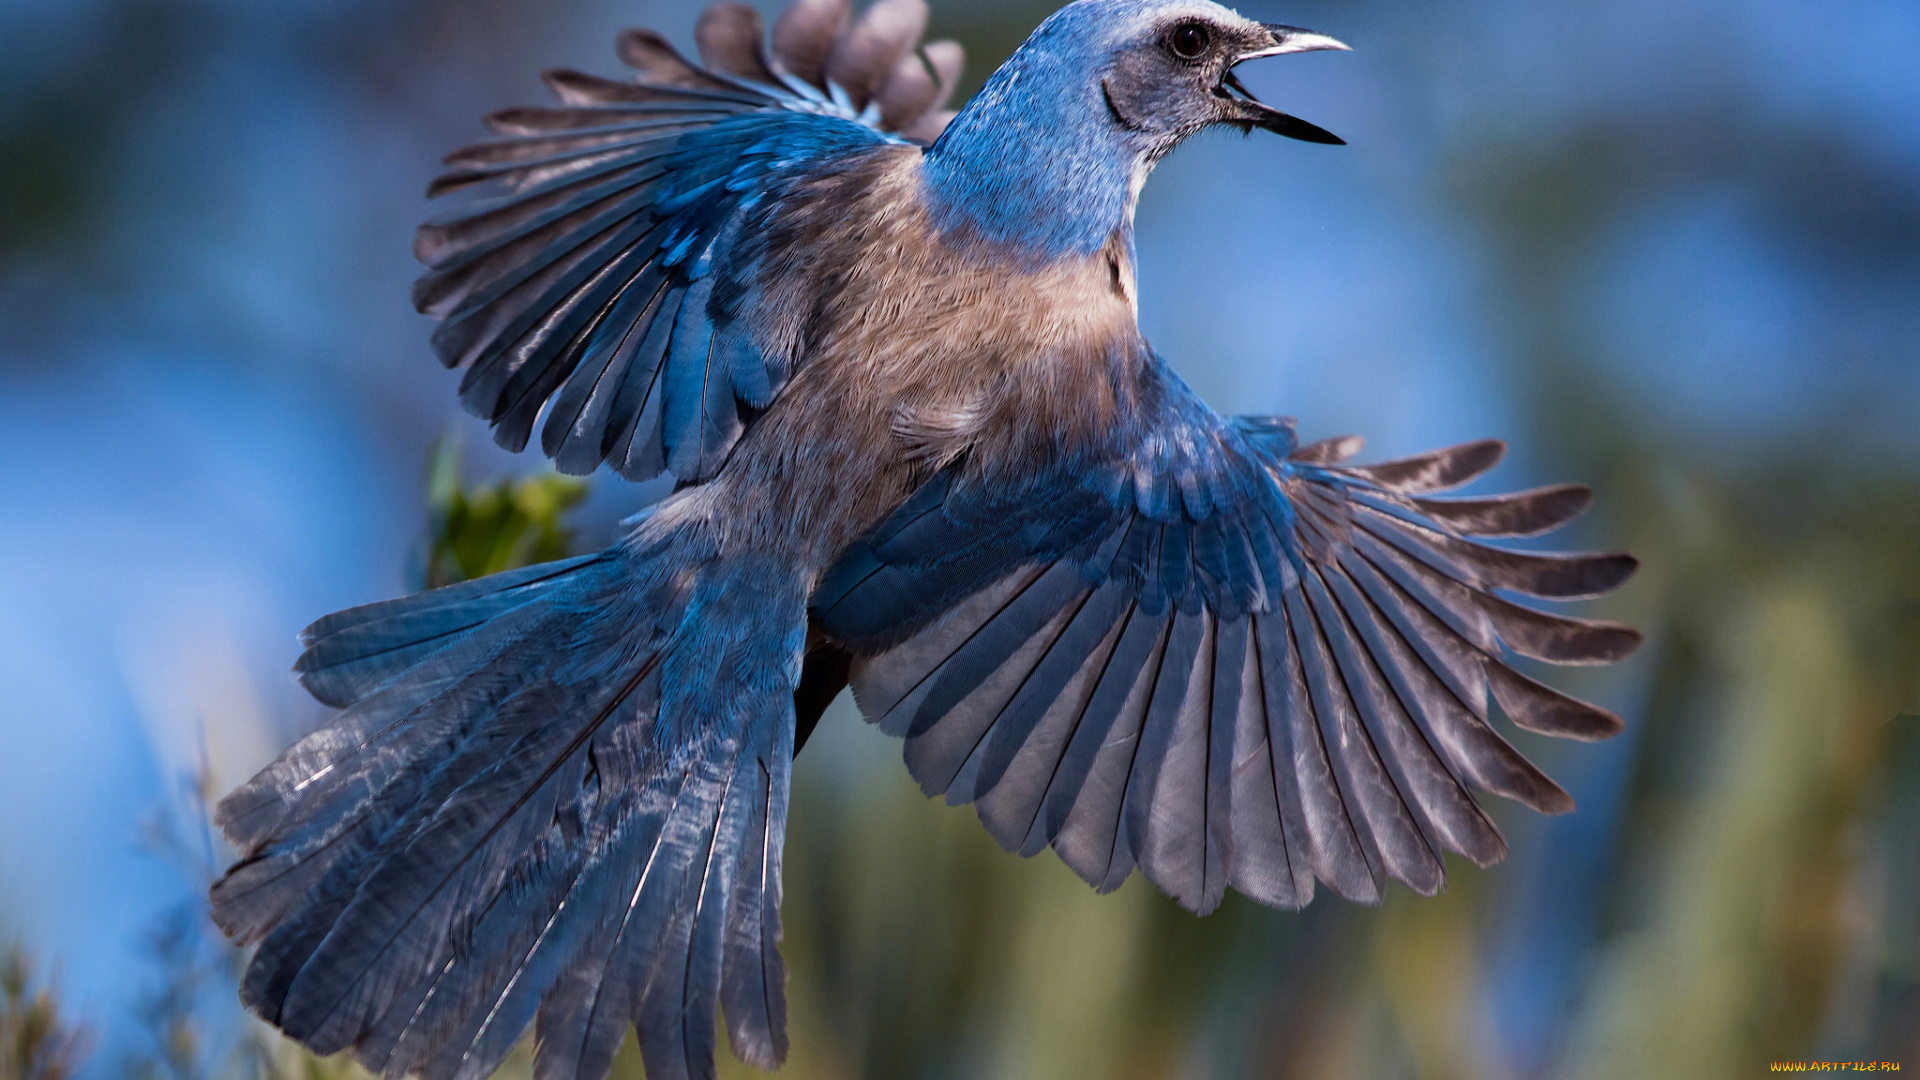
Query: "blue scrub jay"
211 2 1640 1078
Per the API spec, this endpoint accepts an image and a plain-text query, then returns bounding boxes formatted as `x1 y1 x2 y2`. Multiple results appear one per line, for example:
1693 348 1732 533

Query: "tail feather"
271 661 652 1054
295 553 607 708
719 747 789 1069
213 594 608 950
212 539 804 1080
534 763 710 1080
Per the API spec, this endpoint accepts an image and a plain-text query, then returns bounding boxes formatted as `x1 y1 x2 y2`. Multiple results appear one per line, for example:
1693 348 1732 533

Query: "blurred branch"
0 945 87 1080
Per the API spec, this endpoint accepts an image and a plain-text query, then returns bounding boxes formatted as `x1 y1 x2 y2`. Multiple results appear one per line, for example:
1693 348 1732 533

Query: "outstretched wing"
813 361 1641 913
416 0 965 482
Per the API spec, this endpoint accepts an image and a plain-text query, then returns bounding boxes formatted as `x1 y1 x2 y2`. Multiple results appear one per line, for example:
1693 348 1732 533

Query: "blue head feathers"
924 0 1348 260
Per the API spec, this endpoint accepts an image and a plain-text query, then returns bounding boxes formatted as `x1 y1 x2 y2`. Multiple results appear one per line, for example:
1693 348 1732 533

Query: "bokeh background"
2 0 1918 1077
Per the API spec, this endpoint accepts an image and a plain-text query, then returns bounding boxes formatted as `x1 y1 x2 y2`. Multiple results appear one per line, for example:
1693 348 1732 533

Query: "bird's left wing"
415 0 964 482
813 362 1640 913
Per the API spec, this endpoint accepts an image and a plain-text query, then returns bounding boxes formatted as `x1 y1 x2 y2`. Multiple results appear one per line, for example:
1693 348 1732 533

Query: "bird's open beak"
1220 24 1349 145
1245 24 1351 61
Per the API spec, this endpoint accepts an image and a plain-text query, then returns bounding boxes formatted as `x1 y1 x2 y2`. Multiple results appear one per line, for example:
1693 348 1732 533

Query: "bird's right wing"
415 0 965 483
815 363 1641 913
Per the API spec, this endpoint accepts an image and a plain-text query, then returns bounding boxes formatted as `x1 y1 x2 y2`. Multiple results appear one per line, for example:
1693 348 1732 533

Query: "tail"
210 526 806 1080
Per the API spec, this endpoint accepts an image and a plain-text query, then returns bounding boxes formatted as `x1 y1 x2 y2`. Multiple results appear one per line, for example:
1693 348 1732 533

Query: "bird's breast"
693 146 1149 561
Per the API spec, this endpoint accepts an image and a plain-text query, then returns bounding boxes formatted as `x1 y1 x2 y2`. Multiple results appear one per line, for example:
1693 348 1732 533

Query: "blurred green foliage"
0 946 85 1080
423 435 588 590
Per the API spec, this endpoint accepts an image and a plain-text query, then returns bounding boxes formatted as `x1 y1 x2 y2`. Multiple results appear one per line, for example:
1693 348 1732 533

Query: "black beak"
1222 24 1350 145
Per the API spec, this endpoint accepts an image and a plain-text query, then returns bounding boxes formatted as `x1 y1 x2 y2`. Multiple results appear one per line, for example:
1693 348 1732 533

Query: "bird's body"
210 4 1642 1079
655 140 1141 561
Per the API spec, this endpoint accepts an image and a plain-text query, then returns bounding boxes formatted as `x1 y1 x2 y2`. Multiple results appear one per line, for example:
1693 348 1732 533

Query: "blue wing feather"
818 356 1640 911
418 60 900 481
416 3 967 483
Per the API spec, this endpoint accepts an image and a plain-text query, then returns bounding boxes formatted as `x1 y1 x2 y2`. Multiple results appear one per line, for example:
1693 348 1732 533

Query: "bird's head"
1081 0 1349 155
924 0 1348 257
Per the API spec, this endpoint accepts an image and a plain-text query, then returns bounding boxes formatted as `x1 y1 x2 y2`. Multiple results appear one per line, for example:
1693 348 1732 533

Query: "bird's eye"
1166 21 1212 61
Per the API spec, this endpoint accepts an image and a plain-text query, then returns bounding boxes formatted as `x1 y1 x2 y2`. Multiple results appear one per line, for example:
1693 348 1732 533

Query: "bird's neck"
922 60 1149 261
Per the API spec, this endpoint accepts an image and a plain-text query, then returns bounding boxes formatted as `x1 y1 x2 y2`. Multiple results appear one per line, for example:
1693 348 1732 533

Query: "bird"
207 2 1642 1079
